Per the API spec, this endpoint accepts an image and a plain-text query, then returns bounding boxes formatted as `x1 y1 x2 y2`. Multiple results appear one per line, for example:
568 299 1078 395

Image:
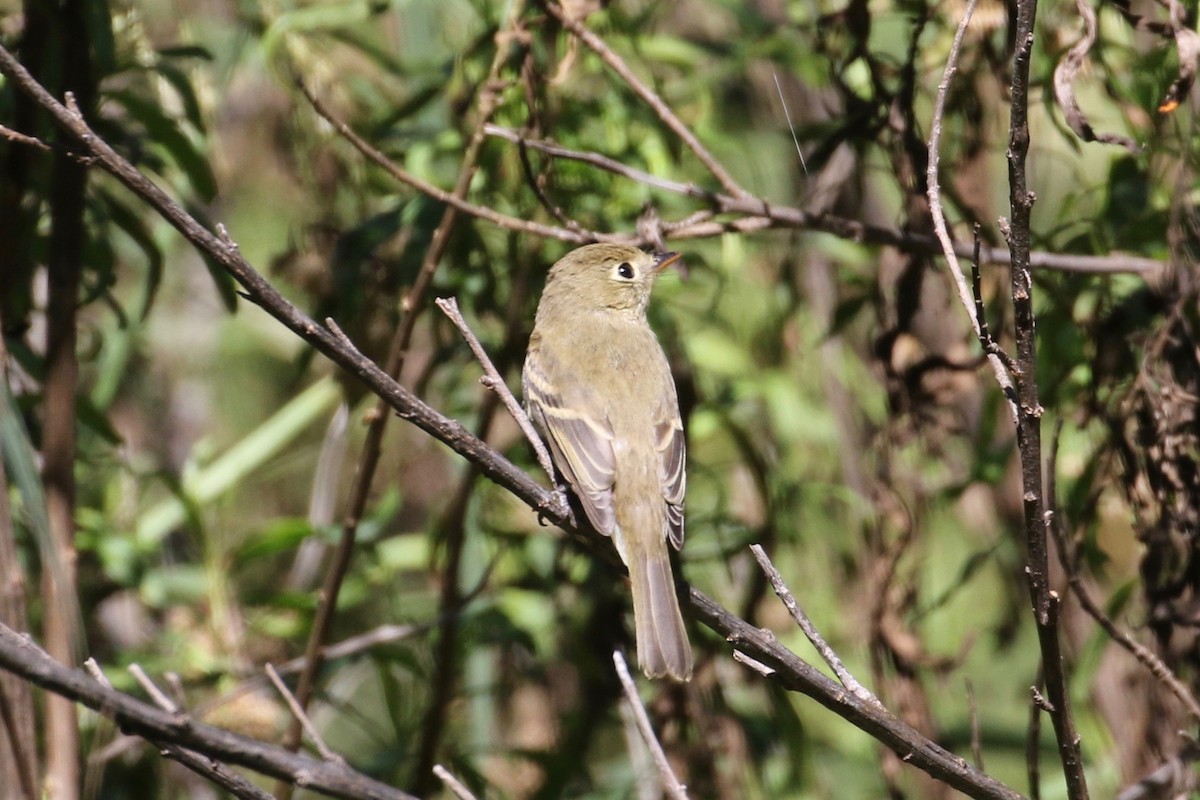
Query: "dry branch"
0 625 416 800
612 651 689 800
1053 0 1140 151
484 125 1164 275
750 544 877 705
543 1 748 198
1006 0 1089 794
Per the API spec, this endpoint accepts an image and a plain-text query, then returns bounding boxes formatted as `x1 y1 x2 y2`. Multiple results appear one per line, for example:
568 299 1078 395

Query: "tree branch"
484 125 1164 275
542 1 749 198
1005 0 1089 795
613 651 689 800
0 625 417 800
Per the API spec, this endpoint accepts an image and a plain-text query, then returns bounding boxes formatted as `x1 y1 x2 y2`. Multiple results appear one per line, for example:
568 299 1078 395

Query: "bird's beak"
653 251 683 273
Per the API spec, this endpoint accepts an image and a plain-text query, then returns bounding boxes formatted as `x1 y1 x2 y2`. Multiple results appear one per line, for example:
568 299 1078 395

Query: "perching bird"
523 243 692 681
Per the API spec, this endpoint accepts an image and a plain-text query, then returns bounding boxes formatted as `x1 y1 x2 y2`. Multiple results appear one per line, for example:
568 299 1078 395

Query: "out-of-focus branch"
298 81 618 246
0 41 1026 800
612 651 689 800
105 661 274 800
278 5 537 793
1046 485 1200 722
374 8 538 793
542 1 748 198
1053 0 1140 151
36 8 94 800
433 765 480 800
925 0 1017 415
485 125 1164 275
0 326 37 800
0 626 417 800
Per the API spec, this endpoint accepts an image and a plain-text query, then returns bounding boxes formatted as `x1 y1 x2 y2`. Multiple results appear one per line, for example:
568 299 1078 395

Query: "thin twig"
279 8 534 793
266 664 343 764
299 82 616 246
1046 504 1200 720
0 123 51 151
1027 670 1043 800
969 224 1017 372
612 651 689 800
484 124 1161 275
544 1 748 198
515 134 591 233
433 765 480 800
966 679 984 771
435 297 559 486
731 650 775 676
749 544 878 706
128 664 178 713
0 626 416 800
1045 418 1200 722
619 699 660 800
116 663 275 800
925 0 1018 417
772 71 807 175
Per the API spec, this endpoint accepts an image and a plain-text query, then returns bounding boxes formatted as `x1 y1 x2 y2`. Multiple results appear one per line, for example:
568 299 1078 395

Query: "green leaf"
234 517 315 563
95 188 164 318
108 89 217 201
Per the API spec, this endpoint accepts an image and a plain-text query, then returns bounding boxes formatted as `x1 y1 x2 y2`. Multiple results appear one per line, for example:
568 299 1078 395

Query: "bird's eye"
617 262 635 279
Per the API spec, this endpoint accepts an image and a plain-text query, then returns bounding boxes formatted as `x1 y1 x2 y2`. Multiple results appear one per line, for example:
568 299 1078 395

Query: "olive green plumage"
524 243 692 681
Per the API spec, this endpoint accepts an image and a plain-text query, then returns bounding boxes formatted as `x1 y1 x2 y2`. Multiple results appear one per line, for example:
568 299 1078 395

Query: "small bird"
524 243 693 681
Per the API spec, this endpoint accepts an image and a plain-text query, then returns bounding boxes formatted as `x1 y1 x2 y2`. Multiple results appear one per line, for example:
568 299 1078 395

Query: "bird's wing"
655 402 687 550
524 346 618 537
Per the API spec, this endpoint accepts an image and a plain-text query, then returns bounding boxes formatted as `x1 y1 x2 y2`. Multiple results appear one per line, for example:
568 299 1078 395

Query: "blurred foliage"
3 0 1200 798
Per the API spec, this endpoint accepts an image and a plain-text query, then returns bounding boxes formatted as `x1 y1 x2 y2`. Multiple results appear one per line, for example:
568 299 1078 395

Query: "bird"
523 242 693 681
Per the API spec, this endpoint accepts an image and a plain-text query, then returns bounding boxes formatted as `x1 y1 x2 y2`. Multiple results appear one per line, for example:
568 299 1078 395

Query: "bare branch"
544 1 748 198
1047 507 1200 722
128 664 180 712
435 296 560 488
433 765 480 800
267 664 343 764
612 651 689 800
731 650 775 677
1006 0 1090 793
0 625 417 800
485 125 1164 275
93 661 275 800
925 0 1019 418
966 680 984 771
749 544 878 706
0 123 51 151
298 82 618 246
1115 739 1200 800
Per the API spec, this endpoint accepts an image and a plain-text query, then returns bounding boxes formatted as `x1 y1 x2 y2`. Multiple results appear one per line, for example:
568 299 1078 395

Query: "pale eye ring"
617 262 634 279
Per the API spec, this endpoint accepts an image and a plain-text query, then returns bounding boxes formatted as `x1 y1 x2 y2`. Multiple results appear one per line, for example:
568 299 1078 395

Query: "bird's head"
543 243 682 316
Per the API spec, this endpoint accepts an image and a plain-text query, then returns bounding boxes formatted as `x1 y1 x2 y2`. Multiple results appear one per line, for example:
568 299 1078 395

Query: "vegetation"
1 0 1198 798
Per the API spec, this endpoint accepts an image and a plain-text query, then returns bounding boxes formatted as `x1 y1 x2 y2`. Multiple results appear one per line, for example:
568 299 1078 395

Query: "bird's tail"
629 549 693 681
